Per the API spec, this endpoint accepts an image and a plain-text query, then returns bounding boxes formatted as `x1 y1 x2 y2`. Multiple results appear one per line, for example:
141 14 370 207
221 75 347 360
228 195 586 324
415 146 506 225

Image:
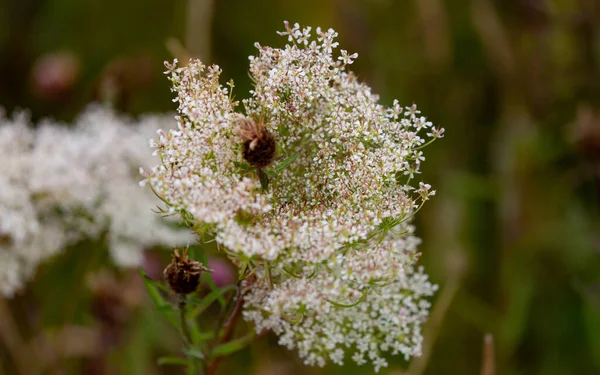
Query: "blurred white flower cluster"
0 106 192 297
144 22 443 371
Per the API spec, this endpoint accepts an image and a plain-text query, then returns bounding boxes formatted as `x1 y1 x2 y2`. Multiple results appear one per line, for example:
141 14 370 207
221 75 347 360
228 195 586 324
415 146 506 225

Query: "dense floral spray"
143 21 444 371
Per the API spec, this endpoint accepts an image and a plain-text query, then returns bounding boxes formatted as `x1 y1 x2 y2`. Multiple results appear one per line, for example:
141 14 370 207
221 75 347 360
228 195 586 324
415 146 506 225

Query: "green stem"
414 137 438 150
179 294 205 375
258 168 269 191
212 287 237 340
178 294 192 346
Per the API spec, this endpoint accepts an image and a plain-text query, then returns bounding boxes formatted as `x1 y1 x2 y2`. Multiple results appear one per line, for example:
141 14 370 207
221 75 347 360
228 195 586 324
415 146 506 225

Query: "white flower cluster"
144 22 443 371
0 106 192 297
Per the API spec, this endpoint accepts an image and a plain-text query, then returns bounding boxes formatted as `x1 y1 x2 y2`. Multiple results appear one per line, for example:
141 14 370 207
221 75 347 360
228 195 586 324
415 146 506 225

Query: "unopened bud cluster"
143 21 444 372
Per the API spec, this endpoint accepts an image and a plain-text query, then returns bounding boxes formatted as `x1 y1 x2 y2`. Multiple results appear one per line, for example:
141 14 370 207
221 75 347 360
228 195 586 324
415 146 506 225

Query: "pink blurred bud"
138 251 164 281
207 257 235 287
30 51 80 100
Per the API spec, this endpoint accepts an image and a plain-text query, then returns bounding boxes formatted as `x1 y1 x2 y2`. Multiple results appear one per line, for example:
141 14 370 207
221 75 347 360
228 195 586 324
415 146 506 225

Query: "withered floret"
163 247 208 295
237 117 276 168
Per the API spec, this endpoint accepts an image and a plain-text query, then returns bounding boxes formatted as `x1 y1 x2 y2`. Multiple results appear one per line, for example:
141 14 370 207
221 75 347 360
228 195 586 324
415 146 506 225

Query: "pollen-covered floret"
143 21 444 371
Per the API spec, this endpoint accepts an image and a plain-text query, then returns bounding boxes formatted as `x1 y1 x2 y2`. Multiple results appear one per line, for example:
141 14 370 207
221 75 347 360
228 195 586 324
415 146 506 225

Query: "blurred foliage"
1 0 599 374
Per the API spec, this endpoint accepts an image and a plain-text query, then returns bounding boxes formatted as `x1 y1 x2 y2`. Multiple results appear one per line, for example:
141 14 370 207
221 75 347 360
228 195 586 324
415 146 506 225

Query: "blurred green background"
1 0 599 374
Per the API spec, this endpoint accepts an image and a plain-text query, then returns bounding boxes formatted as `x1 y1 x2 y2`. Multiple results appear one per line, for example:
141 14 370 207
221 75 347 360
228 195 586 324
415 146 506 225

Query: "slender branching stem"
212 287 237 339
206 285 245 375
220 287 245 343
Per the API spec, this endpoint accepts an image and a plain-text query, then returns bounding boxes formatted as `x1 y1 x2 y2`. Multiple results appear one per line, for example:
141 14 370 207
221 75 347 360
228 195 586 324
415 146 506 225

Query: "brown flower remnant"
237 117 276 168
163 247 209 295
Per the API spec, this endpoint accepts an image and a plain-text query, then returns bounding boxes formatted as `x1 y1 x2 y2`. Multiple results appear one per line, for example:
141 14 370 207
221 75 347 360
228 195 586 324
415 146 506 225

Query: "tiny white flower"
0 106 193 297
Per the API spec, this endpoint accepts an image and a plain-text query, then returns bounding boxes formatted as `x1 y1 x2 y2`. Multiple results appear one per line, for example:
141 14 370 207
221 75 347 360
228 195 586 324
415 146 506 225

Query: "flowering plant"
143 21 443 372
0 106 191 297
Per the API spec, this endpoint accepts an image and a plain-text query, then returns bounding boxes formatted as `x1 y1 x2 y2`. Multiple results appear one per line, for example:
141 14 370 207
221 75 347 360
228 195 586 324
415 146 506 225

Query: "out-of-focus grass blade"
583 298 600 368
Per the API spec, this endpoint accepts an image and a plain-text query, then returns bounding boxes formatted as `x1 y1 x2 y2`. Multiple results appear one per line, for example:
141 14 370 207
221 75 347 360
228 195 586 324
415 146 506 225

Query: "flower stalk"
206 285 245 375
178 294 192 346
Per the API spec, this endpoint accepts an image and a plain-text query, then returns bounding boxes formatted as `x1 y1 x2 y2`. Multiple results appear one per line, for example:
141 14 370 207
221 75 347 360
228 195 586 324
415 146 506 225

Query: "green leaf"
156 304 176 313
138 269 179 327
157 356 189 366
184 347 205 360
281 266 302 279
273 151 299 173
234 161 253 171
189 327 215 345
138 269 167 308
278 124 290 137
258 168 269 190
325 289 369 308
187 317 202 346
147 182 170 205
210 332 256 358
186 245 205 264
188 285 235 319
583 298 600 368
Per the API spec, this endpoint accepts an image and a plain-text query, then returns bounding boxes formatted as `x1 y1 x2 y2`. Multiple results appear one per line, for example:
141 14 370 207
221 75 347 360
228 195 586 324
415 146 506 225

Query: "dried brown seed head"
163 247 208 295
236 117 276 168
